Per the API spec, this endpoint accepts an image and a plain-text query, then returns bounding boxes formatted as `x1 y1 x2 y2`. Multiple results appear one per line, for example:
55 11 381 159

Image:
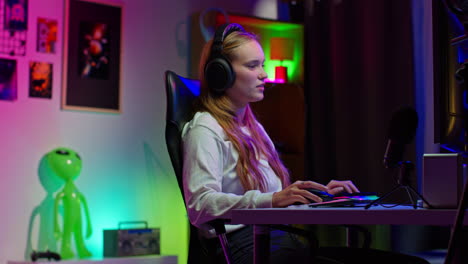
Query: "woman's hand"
272 181 328 207
326 180 360 195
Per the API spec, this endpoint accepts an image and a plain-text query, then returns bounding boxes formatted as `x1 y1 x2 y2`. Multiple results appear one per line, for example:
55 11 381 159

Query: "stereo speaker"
422 153 467 208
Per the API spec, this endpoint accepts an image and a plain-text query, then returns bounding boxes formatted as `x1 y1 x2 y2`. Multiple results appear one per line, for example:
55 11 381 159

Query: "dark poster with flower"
62 0 122 113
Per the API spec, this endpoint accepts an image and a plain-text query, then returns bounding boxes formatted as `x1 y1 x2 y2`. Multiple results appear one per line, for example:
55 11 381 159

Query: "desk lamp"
270 37 294 83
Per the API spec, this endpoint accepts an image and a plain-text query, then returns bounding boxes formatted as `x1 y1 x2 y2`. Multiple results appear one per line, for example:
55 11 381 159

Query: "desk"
230 205 468 264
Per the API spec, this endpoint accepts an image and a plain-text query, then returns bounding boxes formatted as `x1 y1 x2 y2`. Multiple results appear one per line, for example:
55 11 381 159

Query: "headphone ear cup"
204 56 235 95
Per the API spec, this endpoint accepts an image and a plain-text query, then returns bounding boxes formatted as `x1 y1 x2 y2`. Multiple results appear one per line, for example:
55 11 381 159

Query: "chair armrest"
205 219 232 263
207 219 228 235
342 225 372 249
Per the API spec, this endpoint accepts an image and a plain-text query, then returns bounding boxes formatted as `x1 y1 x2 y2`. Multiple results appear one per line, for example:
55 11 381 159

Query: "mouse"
305 188 334 202
291 188 335 205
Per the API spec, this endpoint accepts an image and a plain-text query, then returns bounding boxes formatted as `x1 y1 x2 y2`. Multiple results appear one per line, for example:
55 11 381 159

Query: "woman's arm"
182 125 273 229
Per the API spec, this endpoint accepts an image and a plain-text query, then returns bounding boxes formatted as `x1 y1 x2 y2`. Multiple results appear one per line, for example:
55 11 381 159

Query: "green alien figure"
48 147 92 259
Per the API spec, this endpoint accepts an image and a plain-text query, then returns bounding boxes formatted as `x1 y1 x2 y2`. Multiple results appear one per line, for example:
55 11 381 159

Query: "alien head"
46 147 82 181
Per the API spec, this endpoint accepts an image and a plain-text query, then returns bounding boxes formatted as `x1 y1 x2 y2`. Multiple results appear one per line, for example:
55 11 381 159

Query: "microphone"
383 106 418 168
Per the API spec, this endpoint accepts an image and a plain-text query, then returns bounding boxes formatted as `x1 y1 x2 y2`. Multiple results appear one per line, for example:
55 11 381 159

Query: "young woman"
182 23 427 264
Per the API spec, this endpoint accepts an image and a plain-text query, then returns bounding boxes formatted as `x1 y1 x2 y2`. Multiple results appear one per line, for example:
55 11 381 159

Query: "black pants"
200 225 430 264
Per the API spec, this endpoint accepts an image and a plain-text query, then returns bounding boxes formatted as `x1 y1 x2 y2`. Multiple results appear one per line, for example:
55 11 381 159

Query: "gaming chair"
164 70 232 263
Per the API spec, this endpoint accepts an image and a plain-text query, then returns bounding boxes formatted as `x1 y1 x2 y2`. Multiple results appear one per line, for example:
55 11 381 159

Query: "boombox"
103 221 160 257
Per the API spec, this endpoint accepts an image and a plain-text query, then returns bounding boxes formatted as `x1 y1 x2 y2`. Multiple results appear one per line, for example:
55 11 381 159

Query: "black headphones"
204 23 245 95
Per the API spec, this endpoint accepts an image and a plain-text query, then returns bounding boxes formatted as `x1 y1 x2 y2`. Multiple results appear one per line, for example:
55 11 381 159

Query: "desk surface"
230 205 468 226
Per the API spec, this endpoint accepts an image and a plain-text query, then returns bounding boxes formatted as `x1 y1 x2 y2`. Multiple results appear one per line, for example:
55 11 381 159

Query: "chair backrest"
165 70 200 195
165 70 205 264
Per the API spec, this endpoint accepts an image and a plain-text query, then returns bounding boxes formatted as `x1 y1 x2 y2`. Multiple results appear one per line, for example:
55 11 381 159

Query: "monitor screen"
433 0 468 152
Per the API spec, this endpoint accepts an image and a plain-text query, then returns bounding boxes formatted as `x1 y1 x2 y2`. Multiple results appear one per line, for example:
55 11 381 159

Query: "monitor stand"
365 161 432 209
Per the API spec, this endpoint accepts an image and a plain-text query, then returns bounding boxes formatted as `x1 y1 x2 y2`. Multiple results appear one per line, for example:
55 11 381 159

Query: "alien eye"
76 153 81 160
56 150 69 155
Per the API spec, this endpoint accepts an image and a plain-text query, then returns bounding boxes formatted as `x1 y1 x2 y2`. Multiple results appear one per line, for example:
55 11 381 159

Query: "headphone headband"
211 23 245 56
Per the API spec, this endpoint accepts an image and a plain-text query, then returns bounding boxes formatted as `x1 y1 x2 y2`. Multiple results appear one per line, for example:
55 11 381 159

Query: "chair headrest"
165 71 201 131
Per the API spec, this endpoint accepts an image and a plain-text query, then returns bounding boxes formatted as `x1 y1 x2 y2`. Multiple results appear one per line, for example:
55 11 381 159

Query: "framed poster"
0 0 27 56
29 61 52 99
37 17 57 53
0 58 17 100
62 0 122 113
5 0 28 31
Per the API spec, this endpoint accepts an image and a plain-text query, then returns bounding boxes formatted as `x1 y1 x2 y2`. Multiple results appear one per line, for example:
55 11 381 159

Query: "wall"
0 0 277 263
412 0 439 184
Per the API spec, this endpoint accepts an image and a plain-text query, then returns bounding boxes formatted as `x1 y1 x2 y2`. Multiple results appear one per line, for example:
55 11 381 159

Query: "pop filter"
383 106 418 168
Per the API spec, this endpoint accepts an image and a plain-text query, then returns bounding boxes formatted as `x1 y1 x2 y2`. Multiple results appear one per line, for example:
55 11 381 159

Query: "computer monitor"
433 0 468 152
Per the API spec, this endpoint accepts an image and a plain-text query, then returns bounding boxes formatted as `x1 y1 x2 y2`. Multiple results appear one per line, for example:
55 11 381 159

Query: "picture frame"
62 0 122 113
0 58 17 101
29 61 53 99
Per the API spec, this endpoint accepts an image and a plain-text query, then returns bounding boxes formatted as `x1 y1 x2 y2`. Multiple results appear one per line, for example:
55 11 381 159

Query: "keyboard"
334 192 379 203
308 192 379 208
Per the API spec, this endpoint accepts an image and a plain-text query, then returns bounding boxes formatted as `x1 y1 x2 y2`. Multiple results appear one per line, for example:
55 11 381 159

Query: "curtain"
304 0 416 197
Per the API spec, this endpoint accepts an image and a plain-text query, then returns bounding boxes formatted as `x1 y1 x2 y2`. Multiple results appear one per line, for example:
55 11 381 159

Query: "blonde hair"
196 29 290 192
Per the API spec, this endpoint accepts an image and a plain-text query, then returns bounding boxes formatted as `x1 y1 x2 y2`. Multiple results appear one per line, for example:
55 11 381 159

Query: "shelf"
190 12 304 83
219 13 303 30
8 255 177 264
